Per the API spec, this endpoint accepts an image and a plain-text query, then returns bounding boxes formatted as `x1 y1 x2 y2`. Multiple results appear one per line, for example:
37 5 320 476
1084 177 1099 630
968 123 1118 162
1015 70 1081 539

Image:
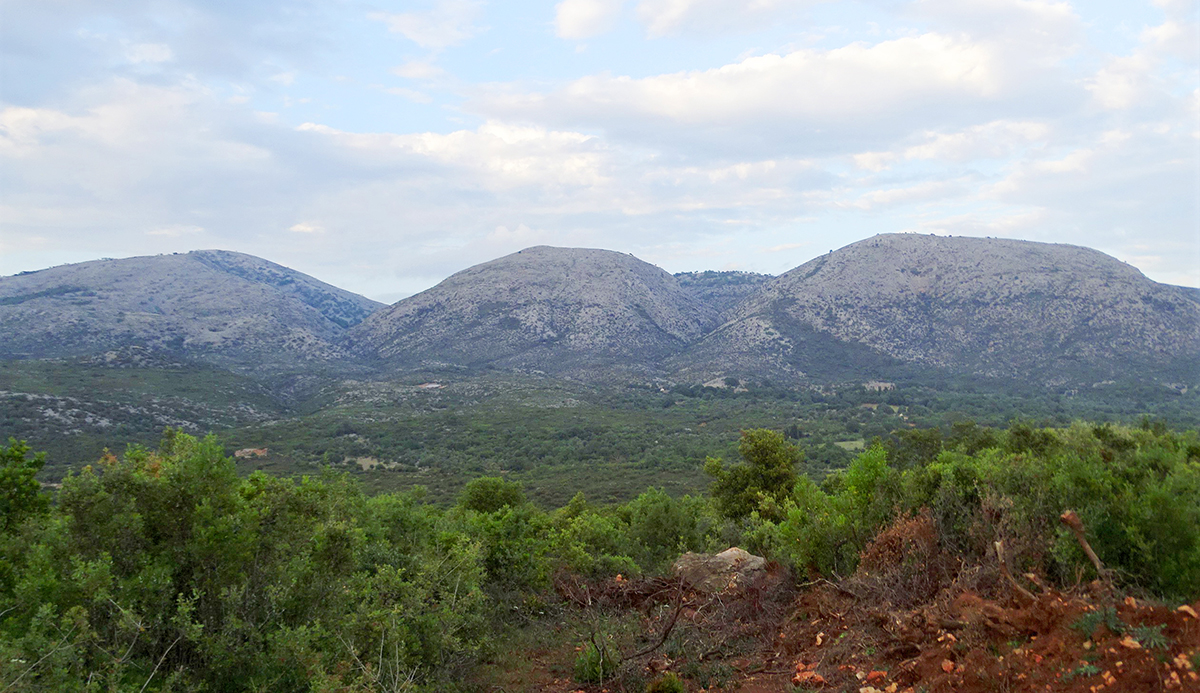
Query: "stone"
672 547 766 593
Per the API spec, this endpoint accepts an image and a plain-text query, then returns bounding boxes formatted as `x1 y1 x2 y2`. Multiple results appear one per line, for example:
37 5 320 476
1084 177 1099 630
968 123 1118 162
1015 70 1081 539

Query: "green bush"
458 476 526 513
751 422 1200 600
0 432 493 691
573 641 620 683
705 429 801 521
647 670 685 693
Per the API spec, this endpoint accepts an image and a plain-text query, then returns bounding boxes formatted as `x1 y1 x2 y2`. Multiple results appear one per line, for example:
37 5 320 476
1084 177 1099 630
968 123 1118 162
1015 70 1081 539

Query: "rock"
675 233 1200 385
672 547 766 593
0 250 383 372
349 246 717 380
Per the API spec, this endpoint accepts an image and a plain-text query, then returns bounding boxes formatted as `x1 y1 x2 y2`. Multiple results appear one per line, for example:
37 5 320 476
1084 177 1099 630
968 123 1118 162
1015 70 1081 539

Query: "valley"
1 234 1198 692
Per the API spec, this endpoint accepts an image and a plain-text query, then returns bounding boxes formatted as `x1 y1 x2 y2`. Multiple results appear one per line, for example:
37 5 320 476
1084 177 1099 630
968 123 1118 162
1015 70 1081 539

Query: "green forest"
2 418 1198 691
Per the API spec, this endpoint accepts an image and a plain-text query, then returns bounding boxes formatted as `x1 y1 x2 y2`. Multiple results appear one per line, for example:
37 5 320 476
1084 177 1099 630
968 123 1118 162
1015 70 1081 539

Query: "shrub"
705 429 801 521
574 641 619 683
458 476 526 513
647 671 685 693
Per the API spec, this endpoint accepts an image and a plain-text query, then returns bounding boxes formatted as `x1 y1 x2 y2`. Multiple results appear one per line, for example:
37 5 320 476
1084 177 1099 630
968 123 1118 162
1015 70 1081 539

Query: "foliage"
1065 663 1102 680
749 423 1200 600
647 671 685 693
1130 624 1170 649
0 437 49 532
1 414 1198 689
573 640 619 683
458 475 526 513
0 431 488 691
1071 607 1125 637
706 429 802 521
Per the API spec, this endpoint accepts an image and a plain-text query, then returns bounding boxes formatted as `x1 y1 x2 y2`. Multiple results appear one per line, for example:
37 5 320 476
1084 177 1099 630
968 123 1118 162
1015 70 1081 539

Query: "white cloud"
911 0 1079 50
371 1 484 49
635 0 822 36
555 0 625 39
480 32 1006 147
298 120 612 190
853 120 1051 170
289 222 323 233
1 0 1196 294
124 43 173 64
1088 53 1155 110
1141 20 1198 60
851 180 960 210
391 60 447 80
384 87 434 103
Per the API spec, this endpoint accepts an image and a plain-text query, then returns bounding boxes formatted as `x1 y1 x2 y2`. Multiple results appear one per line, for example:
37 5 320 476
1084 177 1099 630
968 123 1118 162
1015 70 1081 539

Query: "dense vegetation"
6 356 1197 508
2 417 1197 690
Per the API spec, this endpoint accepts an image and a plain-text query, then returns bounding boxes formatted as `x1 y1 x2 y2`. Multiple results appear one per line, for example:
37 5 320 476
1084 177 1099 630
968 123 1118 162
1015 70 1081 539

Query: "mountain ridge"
347 246 718 377
2 236 1196 388
681 234 1200 384
0 250 383 372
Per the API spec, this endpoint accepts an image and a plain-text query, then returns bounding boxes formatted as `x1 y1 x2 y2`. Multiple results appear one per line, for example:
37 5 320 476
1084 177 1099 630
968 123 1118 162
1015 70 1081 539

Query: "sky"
1 0 1197 303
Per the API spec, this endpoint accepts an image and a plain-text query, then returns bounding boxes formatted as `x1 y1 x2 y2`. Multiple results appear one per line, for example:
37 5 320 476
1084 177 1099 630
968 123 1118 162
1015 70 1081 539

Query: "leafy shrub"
551 509 640 578
647 671 685 693
1070 607 1125 638
1130 624 1170 649
458 476 526 513
573 641 619 683
0 432 492 691
751 423 1200 600
705 429 801 521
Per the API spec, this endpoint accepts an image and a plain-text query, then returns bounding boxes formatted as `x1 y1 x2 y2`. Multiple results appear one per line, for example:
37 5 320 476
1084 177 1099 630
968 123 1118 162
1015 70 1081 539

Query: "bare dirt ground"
474 516 1199 692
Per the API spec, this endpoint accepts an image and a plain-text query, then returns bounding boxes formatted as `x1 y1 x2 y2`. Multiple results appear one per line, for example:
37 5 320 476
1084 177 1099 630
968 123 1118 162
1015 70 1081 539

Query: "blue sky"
1 0 1197 302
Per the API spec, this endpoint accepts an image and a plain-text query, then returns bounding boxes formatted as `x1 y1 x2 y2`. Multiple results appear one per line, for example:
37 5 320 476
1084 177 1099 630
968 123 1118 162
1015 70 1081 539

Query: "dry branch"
994 540 1037 603
1060 510 1108 579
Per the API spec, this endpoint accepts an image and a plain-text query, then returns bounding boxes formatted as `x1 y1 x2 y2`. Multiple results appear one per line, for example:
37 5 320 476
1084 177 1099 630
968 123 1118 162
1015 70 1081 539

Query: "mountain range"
2 235 1197 388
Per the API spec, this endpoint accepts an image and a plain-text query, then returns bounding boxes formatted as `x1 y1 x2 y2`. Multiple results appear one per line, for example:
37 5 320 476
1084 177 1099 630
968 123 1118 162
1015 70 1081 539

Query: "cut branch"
1060 510 1108 579
629 579 687 659
994 540 1036 603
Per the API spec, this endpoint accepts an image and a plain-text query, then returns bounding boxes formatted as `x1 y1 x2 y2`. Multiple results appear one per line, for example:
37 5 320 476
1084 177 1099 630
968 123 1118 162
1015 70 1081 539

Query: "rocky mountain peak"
350 245 717 375
0 251 383 371
695 233 1200 383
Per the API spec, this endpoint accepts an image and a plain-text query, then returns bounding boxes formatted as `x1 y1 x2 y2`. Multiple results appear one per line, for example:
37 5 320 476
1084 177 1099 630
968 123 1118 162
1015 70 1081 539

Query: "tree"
705 429 801 521
458 476 526 513
0 438 49 532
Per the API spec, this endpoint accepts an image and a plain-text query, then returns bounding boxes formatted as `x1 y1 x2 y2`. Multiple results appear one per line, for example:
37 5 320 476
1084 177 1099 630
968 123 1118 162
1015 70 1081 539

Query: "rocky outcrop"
672 547 767 593
674 270 773 315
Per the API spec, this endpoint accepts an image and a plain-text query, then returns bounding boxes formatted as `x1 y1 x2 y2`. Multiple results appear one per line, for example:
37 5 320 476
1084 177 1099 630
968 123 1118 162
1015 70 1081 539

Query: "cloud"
123 43 173 64
147 224 204 236
297 120 612 190
384 87 434 104
555 0 625 39
391 60 447 80
1088 54 1155 110
474 31 1068 159
634 0 823 36
766 241 812 252
371 1 484 49
1 0 1195 296
853 120 1051 170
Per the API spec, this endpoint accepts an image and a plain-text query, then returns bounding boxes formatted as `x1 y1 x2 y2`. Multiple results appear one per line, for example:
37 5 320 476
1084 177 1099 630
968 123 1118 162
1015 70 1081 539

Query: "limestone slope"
0 251 383 371
678 234 1200 384
349 246 717 376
